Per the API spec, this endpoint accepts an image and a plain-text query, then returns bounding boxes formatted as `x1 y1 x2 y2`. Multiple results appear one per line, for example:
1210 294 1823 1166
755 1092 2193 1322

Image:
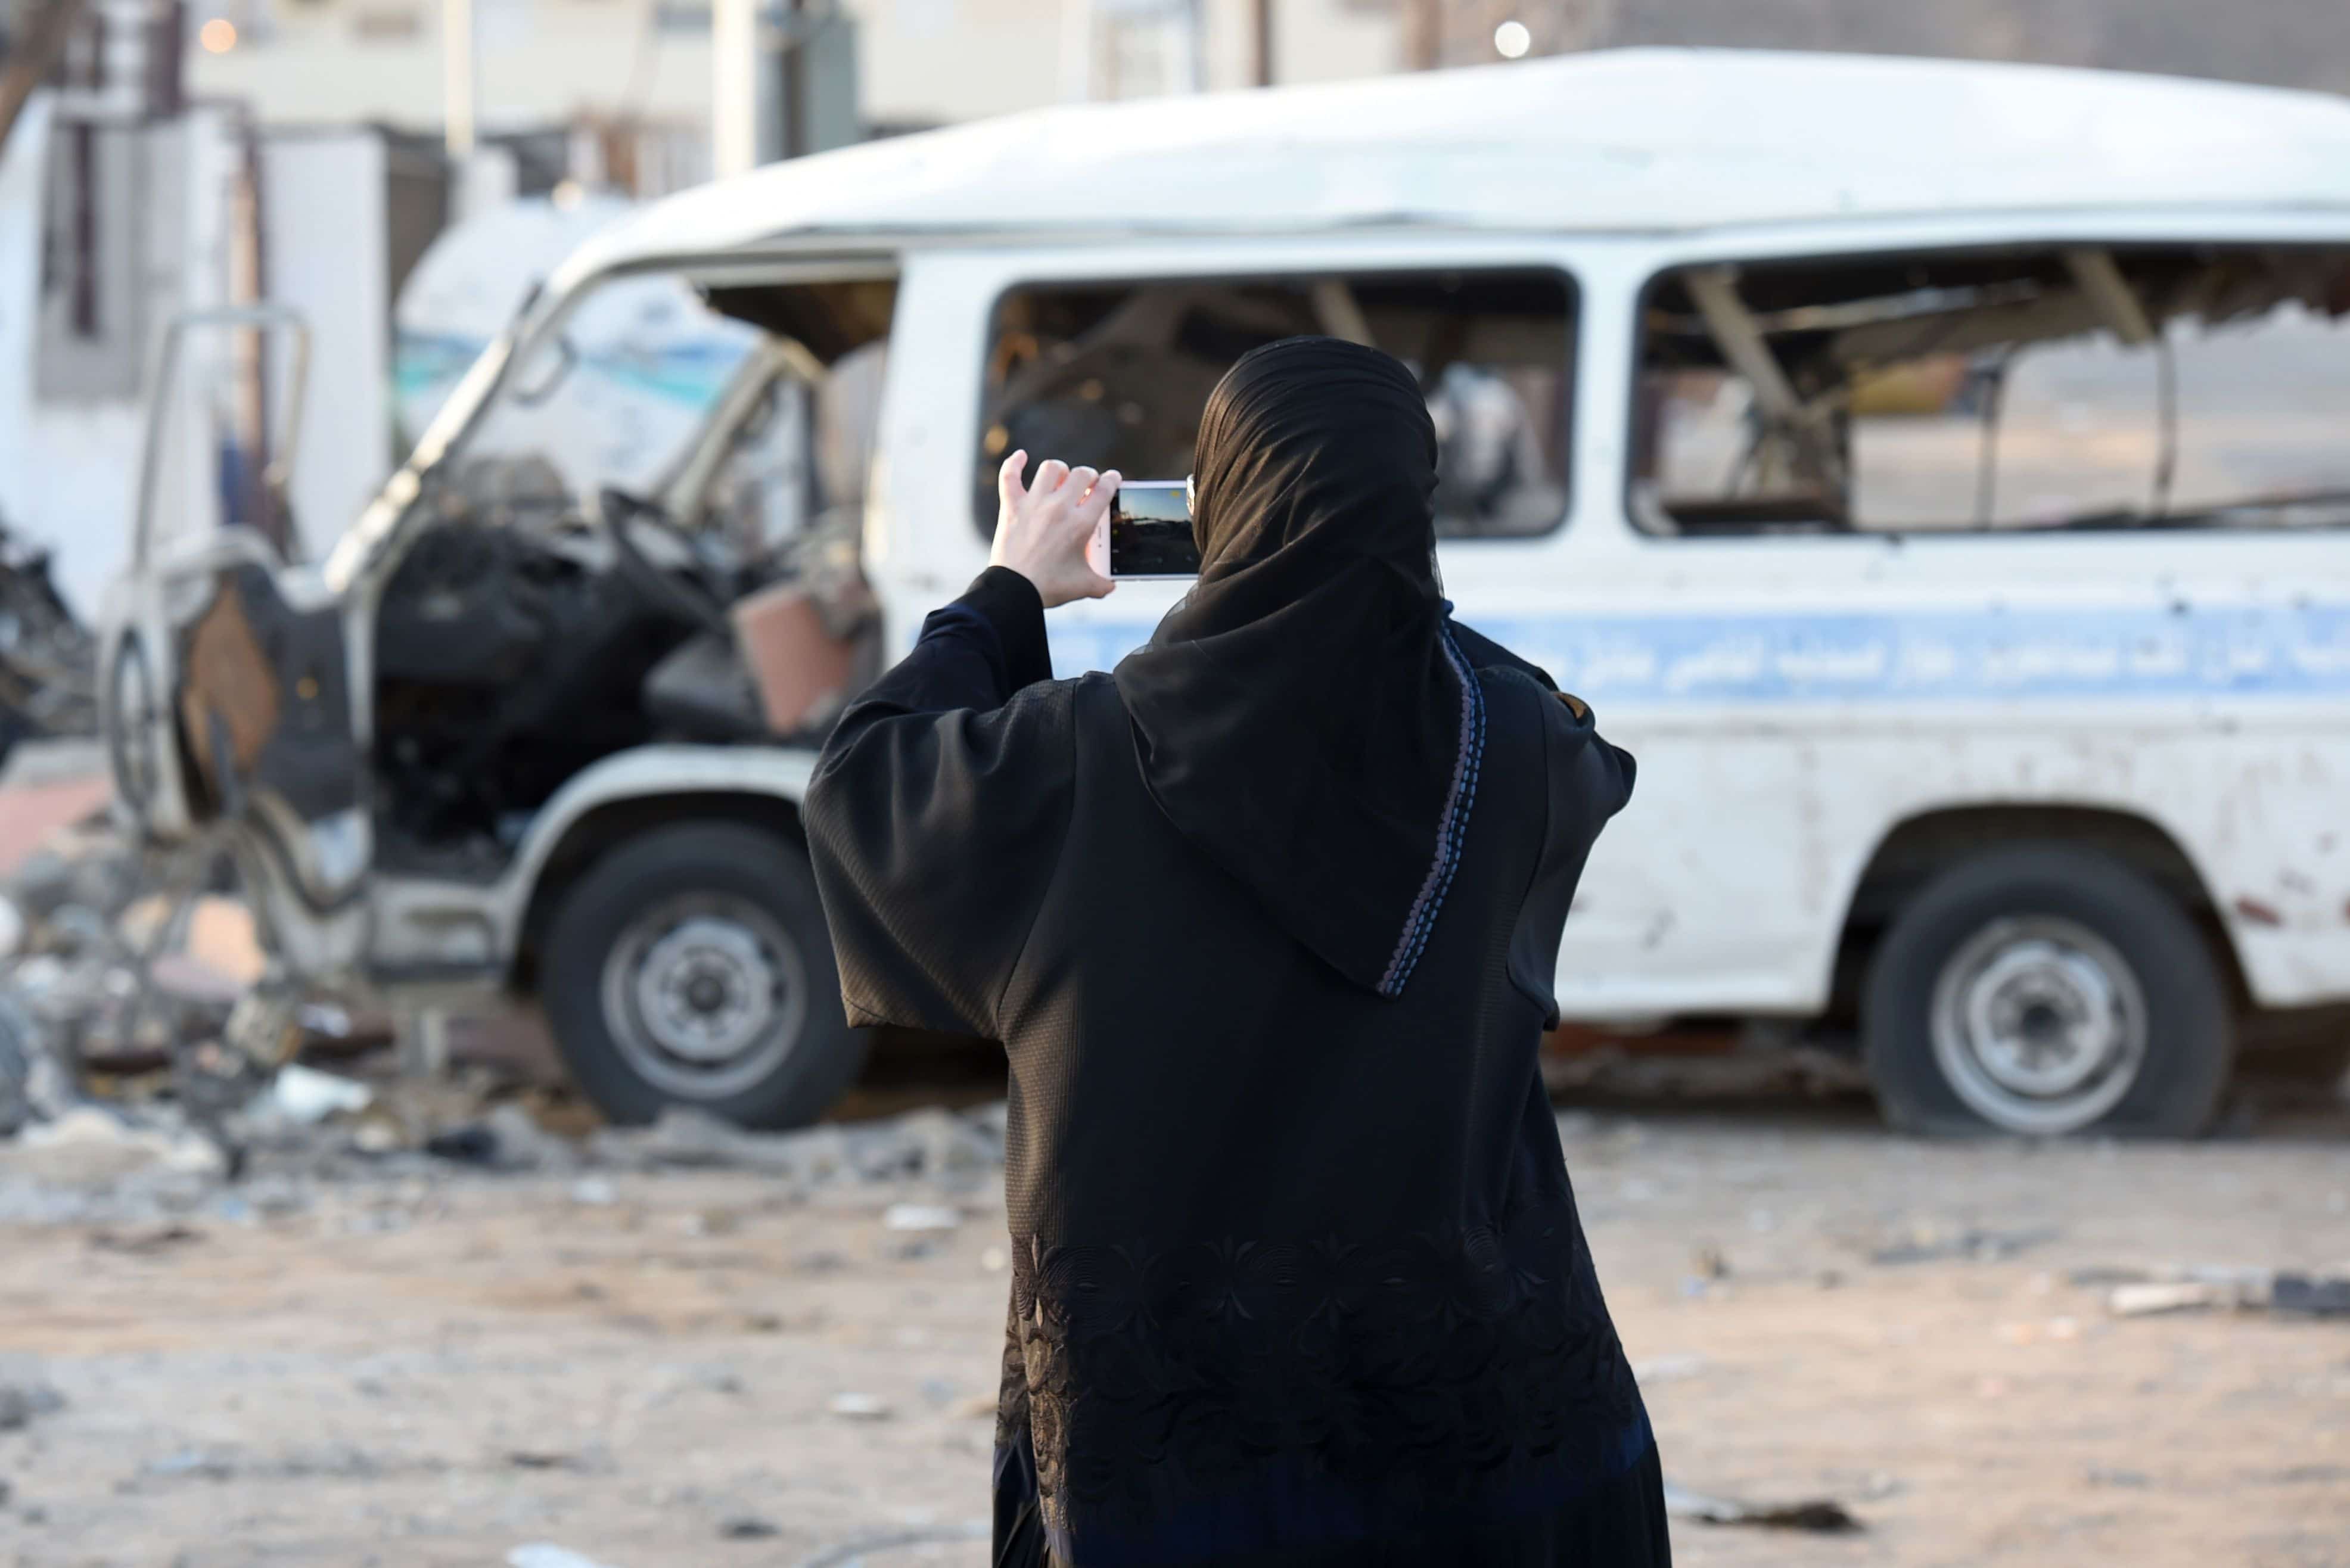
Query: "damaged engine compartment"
368 297 892 881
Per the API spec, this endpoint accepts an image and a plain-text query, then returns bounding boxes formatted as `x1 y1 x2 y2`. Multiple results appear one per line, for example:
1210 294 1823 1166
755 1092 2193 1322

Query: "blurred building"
1418 0 2350 93
178 0 1399 170
4 0 2345 609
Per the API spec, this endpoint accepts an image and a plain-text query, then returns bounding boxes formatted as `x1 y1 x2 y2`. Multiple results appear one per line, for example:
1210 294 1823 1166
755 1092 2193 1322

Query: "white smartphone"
1086 480 1199 580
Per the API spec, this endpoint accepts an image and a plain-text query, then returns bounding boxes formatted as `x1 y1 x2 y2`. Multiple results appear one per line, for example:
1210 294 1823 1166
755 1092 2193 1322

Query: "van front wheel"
1862 846 2230 1138
542 822 863 1130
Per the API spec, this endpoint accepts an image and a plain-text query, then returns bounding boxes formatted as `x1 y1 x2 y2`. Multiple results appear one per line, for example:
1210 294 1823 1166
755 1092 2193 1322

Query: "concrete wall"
1 103 390 614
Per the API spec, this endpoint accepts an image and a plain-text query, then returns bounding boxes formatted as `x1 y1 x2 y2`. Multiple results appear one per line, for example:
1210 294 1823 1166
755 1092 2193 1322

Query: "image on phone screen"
1108 481 1199 578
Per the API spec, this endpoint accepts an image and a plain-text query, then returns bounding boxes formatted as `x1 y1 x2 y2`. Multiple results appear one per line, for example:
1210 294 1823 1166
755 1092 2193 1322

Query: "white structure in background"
0 0 393 612
185 0 1399 139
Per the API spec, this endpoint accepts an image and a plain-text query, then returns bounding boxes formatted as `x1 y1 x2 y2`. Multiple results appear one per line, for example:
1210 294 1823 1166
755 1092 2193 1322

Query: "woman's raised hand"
990 451 1118 608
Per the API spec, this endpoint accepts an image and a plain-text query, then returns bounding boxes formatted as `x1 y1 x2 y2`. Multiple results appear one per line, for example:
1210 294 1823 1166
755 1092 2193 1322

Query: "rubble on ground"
0 1376 65 1432
2096 1264 2350 1320
0 755 1011 1222
0 521 97 766
1662 1479 1863 1532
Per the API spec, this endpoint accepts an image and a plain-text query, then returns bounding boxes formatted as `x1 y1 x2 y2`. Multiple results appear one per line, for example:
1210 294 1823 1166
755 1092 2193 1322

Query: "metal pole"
1401 0 1439 70
712 0 756 175
781 0 806 157
442 0 475 159
1251 0 1273 86
1058 0 1092 102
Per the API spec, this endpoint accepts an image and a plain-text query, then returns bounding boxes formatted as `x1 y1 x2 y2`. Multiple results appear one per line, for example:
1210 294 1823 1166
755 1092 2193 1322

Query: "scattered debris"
2110 1281 2239 1317
718 1517 780 1540
1662 1479 1863 1532
2273 1273 2350 1318
2093 1265 2350 1319
0 1379 64 1432
266 1064 373 1124
882 1202 961 1233
1542 1033 1870 1100
509 1547 626 1568
1865 1224 2058 1267
0 522 96 768
792 1523 990 1568
426 1102 582 1172
136 1448 238 1483
826 1391 891 1421
88 1222 203 1255
1631 1354 1709 1384
589 1104 1005 1187
0 1105 228 1183
504 1447 613 1474
422 1124 501 1166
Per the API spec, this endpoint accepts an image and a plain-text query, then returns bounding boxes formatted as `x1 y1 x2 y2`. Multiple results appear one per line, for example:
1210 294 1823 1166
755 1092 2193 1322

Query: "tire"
1862 844 2231 1138
540 822 863 1130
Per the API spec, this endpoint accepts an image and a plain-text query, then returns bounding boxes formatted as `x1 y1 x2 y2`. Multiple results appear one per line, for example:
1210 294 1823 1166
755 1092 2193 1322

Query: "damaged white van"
101 50 2350 1135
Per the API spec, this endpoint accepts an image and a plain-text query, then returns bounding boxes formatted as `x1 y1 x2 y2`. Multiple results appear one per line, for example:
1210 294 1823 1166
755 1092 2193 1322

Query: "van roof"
555 48 2350 288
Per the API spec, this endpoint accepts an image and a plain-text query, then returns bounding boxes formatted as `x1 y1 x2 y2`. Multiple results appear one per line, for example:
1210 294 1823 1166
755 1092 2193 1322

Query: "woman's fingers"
989 452 1119 606
1074 469 1120 527
1066 467 1099 526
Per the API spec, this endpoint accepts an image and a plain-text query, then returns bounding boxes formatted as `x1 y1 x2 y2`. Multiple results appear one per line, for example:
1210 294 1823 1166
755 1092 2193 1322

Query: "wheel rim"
598 893 808 1102
1929 915 2147 1135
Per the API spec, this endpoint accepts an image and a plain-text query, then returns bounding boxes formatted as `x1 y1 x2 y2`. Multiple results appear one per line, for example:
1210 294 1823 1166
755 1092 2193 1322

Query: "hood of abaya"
1111 336 1483 998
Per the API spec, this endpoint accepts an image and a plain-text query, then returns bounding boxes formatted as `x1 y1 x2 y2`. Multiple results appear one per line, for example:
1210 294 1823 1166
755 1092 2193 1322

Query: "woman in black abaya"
806 337 1665 1567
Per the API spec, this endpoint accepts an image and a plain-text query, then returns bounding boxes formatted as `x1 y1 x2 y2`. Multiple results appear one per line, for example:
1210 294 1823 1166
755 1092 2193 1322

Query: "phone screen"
1108 481 1199 578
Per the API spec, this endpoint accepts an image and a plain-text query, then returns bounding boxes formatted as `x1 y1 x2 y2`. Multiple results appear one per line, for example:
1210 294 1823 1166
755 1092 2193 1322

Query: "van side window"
1632 246 2350 536
976 270 1575 540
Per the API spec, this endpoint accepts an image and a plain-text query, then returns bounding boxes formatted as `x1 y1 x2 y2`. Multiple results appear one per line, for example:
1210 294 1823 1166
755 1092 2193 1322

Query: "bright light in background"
550 179 586 211
197 17 237 52
1493 20 1531 59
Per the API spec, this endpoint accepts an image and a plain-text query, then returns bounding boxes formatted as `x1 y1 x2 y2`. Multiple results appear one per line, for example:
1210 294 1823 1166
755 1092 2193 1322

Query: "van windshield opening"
1633 245 2350 537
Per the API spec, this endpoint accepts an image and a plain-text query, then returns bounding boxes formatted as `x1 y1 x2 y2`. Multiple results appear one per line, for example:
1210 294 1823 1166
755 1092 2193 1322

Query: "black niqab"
805 332 1659 1564
1112 336 1474 997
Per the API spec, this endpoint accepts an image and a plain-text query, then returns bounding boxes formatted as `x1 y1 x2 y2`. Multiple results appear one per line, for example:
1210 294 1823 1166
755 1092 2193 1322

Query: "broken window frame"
330 250 898 599
972 265 1581 545
1626 239 2350 540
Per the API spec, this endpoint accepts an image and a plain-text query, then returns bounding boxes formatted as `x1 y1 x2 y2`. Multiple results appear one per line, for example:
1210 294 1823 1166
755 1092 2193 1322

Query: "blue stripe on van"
1047 602 2350 704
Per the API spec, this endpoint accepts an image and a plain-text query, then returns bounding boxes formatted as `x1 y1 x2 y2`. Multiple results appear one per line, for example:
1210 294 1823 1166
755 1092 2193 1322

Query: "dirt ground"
2 1097 2347 1568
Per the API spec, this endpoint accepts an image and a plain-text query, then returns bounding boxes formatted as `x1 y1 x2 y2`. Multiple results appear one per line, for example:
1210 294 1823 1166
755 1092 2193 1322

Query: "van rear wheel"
1862 845 2230 1138
542 822 863 1130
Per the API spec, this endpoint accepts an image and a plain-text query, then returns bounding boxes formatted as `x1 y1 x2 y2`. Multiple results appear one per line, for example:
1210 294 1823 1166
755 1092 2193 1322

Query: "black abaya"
806 339 1662 1566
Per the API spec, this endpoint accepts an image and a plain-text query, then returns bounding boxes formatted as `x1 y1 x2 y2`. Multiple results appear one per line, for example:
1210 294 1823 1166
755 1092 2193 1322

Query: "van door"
98 308 372 971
